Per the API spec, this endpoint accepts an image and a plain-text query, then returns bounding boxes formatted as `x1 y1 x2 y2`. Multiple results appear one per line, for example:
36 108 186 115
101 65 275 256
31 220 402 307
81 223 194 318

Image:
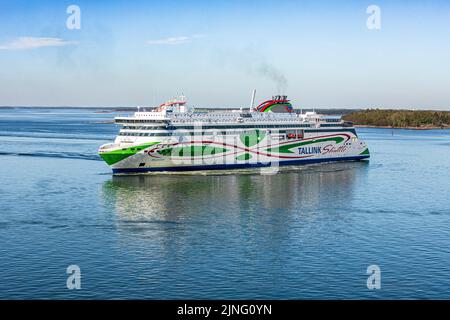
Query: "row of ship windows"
116 118 342 124
118 129 356 137
322 118 341 122
119 123 343 130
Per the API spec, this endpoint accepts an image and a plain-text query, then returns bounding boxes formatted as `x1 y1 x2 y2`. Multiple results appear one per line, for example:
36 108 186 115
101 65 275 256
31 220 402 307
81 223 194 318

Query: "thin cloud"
0 37 78 50
146 34 207 45
191 34 207 39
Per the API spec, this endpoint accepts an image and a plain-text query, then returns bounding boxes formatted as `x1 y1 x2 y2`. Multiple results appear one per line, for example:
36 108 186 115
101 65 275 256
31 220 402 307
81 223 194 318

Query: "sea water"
0 108 450 299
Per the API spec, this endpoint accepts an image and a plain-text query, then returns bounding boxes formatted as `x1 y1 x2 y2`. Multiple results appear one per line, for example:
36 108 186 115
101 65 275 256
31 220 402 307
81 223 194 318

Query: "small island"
343 109 450 129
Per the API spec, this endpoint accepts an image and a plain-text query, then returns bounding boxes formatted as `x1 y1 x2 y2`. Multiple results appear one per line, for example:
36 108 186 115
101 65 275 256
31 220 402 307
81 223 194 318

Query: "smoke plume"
254 61 288 93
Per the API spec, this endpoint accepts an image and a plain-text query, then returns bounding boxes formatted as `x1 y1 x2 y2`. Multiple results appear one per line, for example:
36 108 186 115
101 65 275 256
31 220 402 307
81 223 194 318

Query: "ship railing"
167 119 311 126
99 143 120 151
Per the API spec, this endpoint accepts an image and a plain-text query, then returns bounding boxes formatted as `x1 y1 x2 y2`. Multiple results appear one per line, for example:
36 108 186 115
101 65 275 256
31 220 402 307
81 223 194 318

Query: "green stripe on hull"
360 148 370 155
99 142 160 165
236 153 252 161
266 137 345 154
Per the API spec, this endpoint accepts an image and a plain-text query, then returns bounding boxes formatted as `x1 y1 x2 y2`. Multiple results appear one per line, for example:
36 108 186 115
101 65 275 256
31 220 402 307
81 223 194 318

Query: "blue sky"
0 0 449 109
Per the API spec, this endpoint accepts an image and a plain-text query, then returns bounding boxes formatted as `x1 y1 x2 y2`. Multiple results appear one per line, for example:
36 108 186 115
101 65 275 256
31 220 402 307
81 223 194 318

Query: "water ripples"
0 151 101 161
1 109 450 299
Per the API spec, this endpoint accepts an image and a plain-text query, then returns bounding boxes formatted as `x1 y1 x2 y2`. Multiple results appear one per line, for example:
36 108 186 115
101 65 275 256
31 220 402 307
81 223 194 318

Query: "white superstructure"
99 94 370 173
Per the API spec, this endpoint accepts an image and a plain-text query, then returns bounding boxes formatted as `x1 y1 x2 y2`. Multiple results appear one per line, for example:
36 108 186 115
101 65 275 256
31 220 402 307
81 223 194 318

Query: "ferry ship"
99 92 370 173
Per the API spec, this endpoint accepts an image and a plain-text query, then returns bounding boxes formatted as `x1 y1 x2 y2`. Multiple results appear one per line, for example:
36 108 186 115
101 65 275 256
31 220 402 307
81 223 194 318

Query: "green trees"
343 109 450 128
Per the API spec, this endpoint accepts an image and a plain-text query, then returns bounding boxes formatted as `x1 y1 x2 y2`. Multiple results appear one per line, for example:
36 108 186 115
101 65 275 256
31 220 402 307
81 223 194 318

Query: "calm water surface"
0 108 450 299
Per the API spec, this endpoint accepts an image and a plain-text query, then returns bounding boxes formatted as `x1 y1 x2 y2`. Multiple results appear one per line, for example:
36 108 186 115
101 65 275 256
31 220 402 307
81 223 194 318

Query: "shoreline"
354 125 450 130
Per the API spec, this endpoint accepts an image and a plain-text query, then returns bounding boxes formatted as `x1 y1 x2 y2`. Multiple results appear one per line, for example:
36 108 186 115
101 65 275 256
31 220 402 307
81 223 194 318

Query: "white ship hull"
100 131 369 174
99 95 370 174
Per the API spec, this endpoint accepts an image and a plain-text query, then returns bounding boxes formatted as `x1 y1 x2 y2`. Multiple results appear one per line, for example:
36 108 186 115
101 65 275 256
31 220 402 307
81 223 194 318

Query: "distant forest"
343 109 450 128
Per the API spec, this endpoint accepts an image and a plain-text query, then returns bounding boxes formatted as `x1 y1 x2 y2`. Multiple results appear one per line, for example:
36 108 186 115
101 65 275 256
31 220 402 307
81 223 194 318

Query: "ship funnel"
250 89 256 112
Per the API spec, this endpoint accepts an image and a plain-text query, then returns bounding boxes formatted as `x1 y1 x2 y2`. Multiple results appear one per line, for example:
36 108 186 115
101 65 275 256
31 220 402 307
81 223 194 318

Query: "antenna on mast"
250 89 256 112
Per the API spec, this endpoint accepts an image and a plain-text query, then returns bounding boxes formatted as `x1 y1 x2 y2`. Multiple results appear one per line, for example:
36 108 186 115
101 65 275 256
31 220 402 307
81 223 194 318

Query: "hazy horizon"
1 0 450 110
3 105 450 113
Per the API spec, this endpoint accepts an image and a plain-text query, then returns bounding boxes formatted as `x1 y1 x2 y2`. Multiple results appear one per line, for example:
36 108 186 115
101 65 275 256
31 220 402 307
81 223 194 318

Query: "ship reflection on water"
99 162 369 299
101 161 369 242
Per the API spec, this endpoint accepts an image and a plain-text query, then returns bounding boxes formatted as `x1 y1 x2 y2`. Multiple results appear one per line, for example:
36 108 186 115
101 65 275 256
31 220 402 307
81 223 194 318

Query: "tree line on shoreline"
343 109 450 128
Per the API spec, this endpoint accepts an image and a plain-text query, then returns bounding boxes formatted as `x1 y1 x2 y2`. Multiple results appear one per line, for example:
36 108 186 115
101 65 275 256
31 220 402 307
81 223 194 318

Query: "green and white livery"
99 94 369 173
